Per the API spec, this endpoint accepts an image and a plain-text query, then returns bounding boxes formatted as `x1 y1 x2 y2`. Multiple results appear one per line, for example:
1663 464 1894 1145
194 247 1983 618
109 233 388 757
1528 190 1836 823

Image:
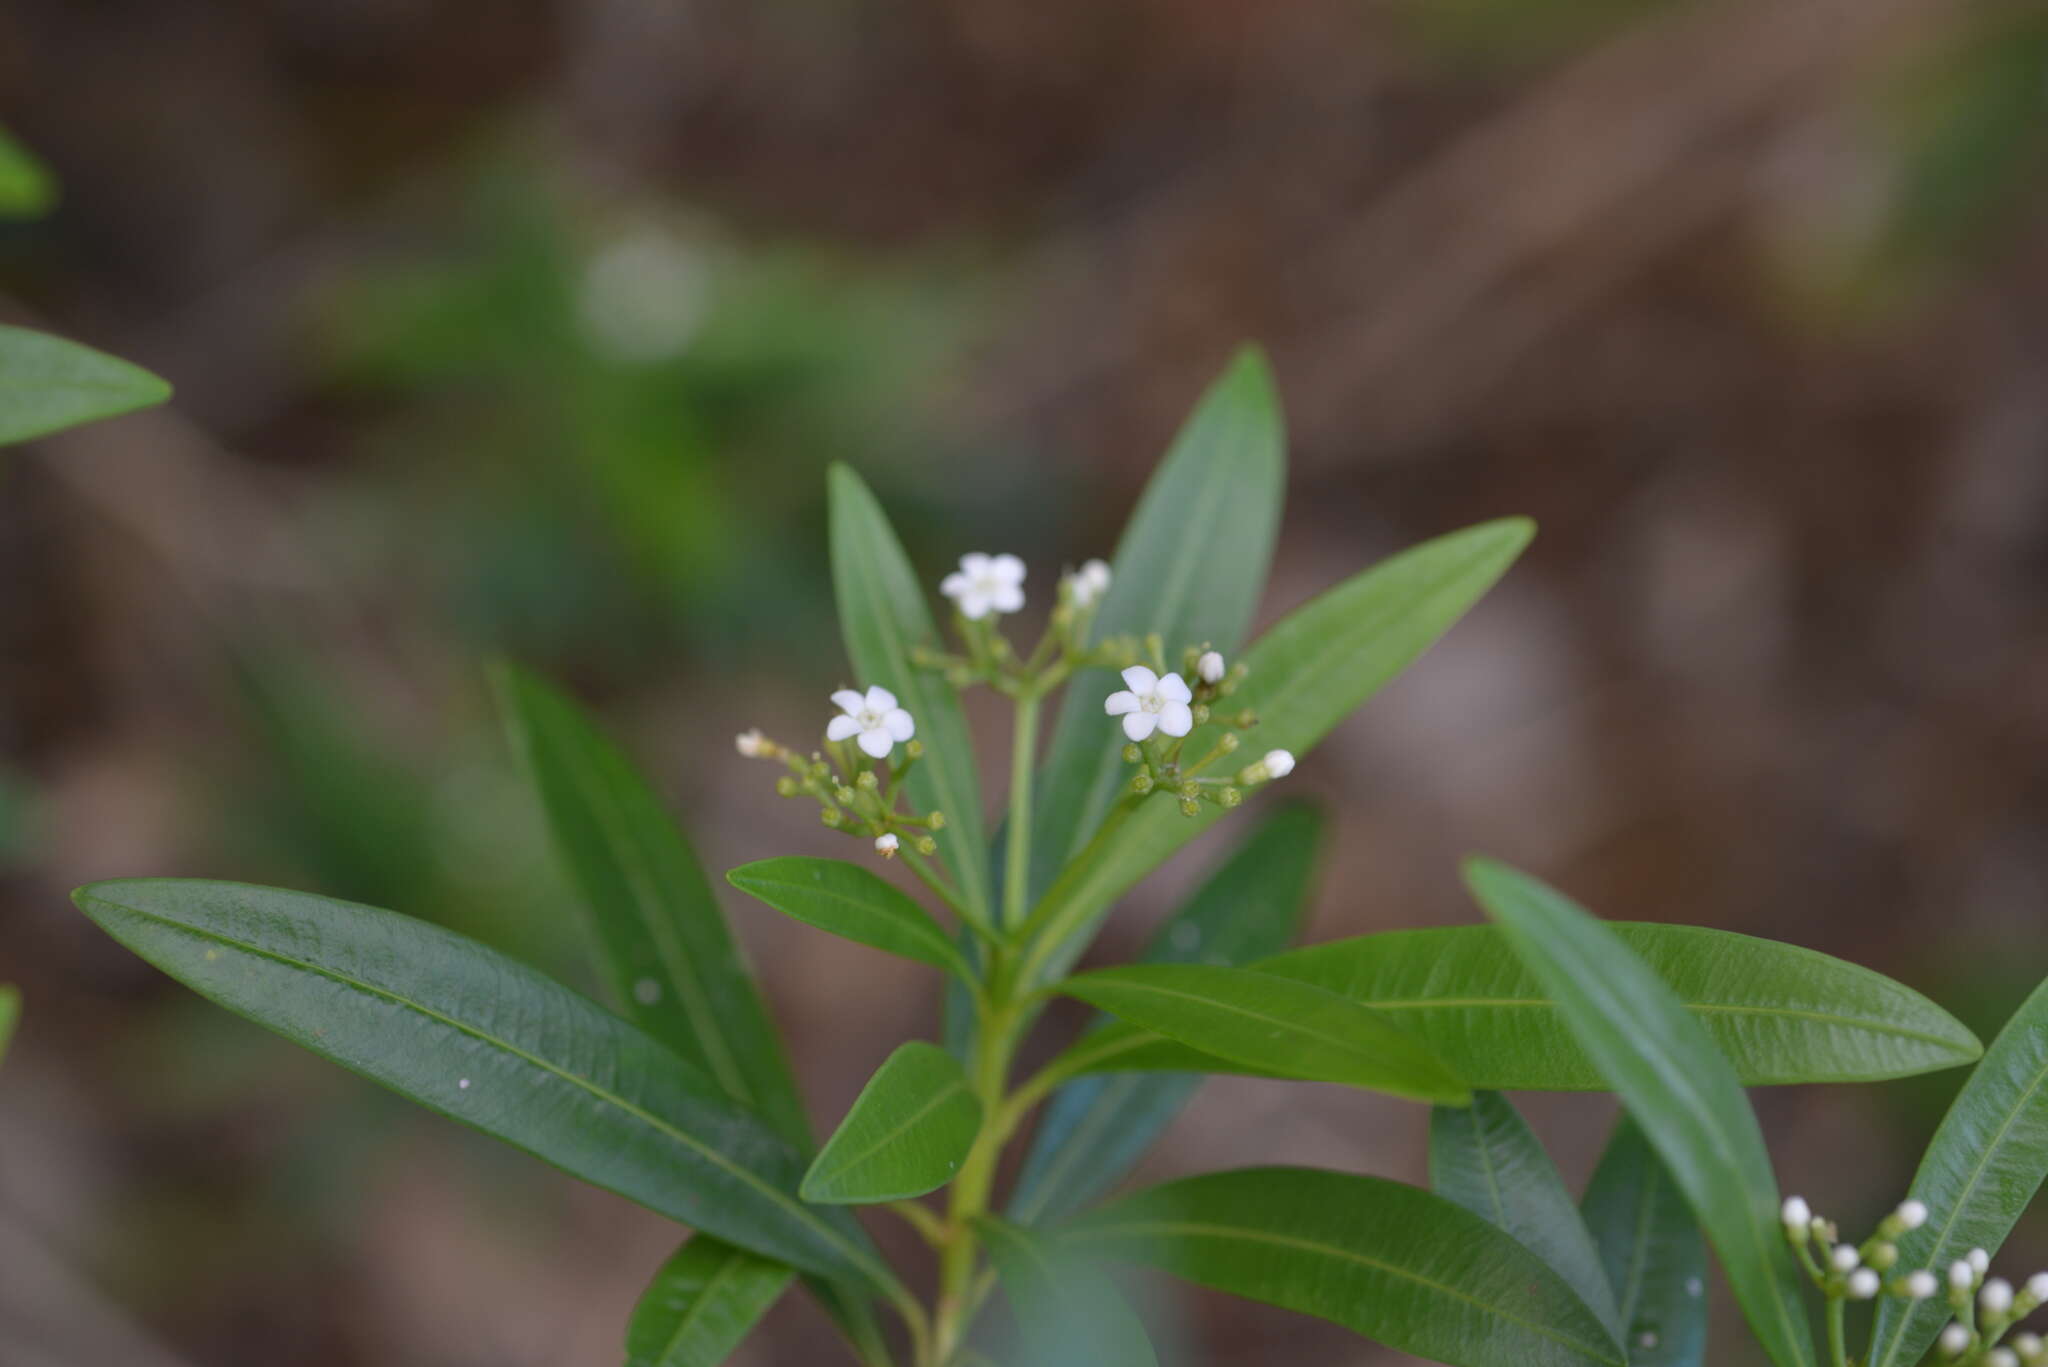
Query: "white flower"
1067 559 1111 609
1263 749 1295 779
1833 1245 1862 1272
1974 1249 1994 1276
1782 1196 1812 1229
1953 1261 1979 1291
827 686 916 759
1941 1324 1973 1357
1104 666 1193 741
1849 1269 1880 1299
941 553 1026 620
1197 650 1225 684
874 833 899 858
1898 1200 1929 1230
1908 1271 1940 1299
2029 1273 2048 1301
1984 1279 2015 1316
736 728 767 758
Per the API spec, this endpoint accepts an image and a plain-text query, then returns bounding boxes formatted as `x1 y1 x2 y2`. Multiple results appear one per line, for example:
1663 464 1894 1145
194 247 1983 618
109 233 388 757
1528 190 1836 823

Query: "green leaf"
975 1215 1158 1367
0 984 18 1070
72 878 894 1294
1467 858 1816 1367
1580 1115 1709 1367
1061 1167 1624 1367
727 857 973 983
0 126 56 219
1009 803 1322 1224
1026 347 1285 905
625 1237 793 1367
491 662 810 1144
1055 962 1468 1103
1018 517 1534 991
1431 1091 1624 1343
0 324 172 446
1867 974 2048 1367
803 1042 981 1204
828 464 992 921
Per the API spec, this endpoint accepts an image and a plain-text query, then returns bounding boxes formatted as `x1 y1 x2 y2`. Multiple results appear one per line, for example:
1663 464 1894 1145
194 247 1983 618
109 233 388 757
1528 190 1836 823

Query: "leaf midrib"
1076 977 1420 1079
813 1075 972 1193
735 872 956 970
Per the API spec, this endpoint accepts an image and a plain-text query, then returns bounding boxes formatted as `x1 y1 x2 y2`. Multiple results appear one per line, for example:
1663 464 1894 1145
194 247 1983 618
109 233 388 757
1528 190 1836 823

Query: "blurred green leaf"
728 857 974 983
1581 1114 1708 1367
975 1215 1158 1367
1009 803 1322 1224
0 125 56 219
1467 858 1816 1367
626 1237 793 1367
1055 963 1468 1103
0 325 170 446
1431 1091 1624 1341
1026 348 1285 904
803 1042 980 1204
492 662 811 1143
1867 974 2048 1367
73 879 892 1293
1019 518 1534 991
0 984 18 1069
829 465 993 921
1061 1167 1624 1367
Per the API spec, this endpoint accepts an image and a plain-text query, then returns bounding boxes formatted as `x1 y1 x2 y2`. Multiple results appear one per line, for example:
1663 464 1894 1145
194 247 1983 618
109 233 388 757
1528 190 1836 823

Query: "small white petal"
1197 651 1225 683
1122 665 1160 693
865 685 898 713
874 833 899 855
884 709 915 741
1157 701 1194 738
989 582 1025 613
1782 1197 1812 1228
1156 674 1192 704
1123 711 1159 742
990 553 1025 583
736 729 765 757
940 571 971 598
1082 559 1111 591
1263 749 1296 778
956 591 993 620
826 715 862 741
857 727 894 759
1849 1269 1880 1299
960 552 991 576
1104 690 1141 716
831 689 866 714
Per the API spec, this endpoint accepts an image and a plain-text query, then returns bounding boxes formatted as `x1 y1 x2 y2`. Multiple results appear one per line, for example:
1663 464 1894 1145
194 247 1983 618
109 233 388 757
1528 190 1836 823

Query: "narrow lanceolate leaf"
72 879 892 1293
1580 1115 1708 1367
727 857 972 982
1249 923 1980 1088
1019 518 1534 991
1432 1091 1625 1344
1010 803 1322 1224
1056 963 1468 1103
1026 348 1285 906
0 984 18 1069
1868 975 2048 1367
1062 1167 1624 1367
975 1215 1158 1367
0 325 171 446
0 126 56 218
1467 859 1816 1367
492 663 810 1144
828 464 992 921
803 1043 981 1204
625 1237 793 1367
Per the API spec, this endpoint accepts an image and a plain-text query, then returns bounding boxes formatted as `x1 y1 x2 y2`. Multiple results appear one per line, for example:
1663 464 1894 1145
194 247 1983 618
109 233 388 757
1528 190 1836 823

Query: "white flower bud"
2011 1331 2042 1360
1262 749 1295 779
1954 1261 1980 1290
1197 650 1226 684
2029 1273 2048 1301
1908 1270 1940 1299
1973 1249 1994 1275
736 728 767 757
1833 1245 1863 1272
1984 1278 2016 1316
1782 1196 1813 1229
1849 1269 1881 1299
1898 1200 1929 1230
1942 1324 1975 1357
874 833 899 858
1991 1349 2021 1367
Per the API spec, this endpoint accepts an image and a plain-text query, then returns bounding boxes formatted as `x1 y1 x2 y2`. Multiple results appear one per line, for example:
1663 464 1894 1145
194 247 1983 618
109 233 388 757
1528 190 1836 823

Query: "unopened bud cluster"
1782 1195 1934 1304
1107 645 1293 817
913 552 1139 699
735 687 944 862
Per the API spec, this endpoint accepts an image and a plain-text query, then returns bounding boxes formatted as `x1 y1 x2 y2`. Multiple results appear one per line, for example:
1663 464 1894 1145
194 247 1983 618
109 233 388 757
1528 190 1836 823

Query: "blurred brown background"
3 0 2047 1362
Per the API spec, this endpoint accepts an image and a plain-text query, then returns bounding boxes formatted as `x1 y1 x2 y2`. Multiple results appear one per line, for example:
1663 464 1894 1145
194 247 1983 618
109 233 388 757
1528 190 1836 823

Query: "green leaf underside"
1026 347 1285 908
0 324 171 445
1020 517 1535 991
1046 921 1980 1090
1431 1091 1625 1342
828 465 992 919
1581 1115 1709 1367
803 1042 981 1204
727 857 971 982
626 1237 793 1367
0 984 18 1069
1467 859 1817 1367
0 125 56 218
1061 1167 1624 1367
1058 962 1468 1103
976 1215 1160 1367
72 879 888 1292
1010 803 1322 1225
491 664 810 1143
1868 974 2048 1367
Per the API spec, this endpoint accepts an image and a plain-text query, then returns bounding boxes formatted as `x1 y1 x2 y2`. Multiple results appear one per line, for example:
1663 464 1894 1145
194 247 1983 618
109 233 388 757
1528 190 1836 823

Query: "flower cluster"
735 688 943 860
1108 645 1290 817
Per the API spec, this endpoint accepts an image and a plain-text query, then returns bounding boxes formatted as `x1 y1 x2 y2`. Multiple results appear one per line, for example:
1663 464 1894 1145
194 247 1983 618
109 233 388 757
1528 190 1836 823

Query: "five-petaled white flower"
940 553 1026 620
1104 666 1193 741
827 686 916 759
1067 559 1111 609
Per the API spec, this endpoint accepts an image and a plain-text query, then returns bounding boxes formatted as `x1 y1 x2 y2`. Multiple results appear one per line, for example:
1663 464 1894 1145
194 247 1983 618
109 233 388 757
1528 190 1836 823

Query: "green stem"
1002 693 1041 930
1827 1297 1847 1367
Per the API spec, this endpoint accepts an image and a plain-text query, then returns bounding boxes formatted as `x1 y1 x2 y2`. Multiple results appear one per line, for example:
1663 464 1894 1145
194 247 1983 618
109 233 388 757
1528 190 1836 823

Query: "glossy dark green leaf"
625 1237 793 1367
0 325 171 446
1026 348 1284 906
1056 962 1468 1103
0 126 56 219
1867 973 2048 1367
1468 858 1816 1367
975 1215 1158 1367
72 879 894 1294
1061 1167 1623 1367
1009 803 1322 1224
828 464 992 920
727 857 972 982
0 984 18 1070
803 1042 981 1204
1017 517 1534 991
1580 1115 1708 1367
492 662 811 1143
1431 1091 1624 1342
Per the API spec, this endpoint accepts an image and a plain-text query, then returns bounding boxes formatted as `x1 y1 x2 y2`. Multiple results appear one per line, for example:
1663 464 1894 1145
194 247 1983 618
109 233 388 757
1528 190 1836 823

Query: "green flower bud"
1190 703 1210 727
1220 786 1242 808
1218 732 1240 753
1178 797 1201 818
835 785 857 805
820 807 842 827
915 836 937 856
775 776 800 797
1121 742 1142 764
855 770 880 791
927 810 947 830
1178 781 1200 800
905 739 925 759
1132 772 1154 795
